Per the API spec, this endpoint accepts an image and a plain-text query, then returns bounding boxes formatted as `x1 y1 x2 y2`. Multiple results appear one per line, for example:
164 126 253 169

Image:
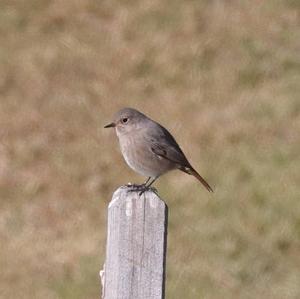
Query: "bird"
104 107 213 193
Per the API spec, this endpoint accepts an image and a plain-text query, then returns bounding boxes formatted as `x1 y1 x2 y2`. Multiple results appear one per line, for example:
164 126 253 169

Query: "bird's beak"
104 122 116 128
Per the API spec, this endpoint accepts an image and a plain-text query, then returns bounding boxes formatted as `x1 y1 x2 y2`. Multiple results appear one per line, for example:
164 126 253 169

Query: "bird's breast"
118 133 174 177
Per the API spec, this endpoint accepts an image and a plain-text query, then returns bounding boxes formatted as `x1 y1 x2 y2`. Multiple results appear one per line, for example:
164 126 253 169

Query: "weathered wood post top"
101 185 168 299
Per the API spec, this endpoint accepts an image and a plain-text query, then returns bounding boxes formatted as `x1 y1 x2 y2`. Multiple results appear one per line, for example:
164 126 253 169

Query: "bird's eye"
121 118 129 124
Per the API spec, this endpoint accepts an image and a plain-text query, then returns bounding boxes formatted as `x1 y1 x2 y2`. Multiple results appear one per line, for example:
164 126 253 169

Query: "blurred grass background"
0 0 299 298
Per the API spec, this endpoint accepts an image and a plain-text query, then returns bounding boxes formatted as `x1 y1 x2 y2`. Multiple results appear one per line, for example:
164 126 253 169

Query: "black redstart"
104 107 213 193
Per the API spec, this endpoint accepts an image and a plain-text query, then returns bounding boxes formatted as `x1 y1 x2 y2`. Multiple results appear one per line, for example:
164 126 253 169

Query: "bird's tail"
180 166 213 193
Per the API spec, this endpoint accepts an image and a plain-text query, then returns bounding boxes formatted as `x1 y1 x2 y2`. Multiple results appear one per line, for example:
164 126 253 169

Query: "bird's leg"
138 176 159 196
145 177 158 188
143 177 151 186
128 177 159 195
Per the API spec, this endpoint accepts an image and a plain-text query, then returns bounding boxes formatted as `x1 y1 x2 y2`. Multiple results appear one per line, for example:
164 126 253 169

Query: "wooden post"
101 186 168 299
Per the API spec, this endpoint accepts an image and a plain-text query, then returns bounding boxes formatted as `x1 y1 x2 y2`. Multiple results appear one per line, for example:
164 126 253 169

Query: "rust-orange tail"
180 166 213 193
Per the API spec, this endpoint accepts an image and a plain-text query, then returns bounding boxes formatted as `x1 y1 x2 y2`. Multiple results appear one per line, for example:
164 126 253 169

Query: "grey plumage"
104 107 213 192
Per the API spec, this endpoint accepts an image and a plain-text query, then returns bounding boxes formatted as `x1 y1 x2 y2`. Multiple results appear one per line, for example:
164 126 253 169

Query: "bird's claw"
125 183 157 196
126 183 145 190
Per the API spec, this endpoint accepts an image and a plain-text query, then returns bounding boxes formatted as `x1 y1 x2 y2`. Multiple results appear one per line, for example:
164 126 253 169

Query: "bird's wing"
147 121 213 192
148 123 191 168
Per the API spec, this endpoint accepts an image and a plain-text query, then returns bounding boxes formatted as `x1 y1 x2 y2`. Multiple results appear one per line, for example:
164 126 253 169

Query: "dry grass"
0 0 299 298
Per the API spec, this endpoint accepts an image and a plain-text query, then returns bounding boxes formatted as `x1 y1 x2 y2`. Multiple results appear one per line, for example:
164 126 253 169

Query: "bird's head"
104 107 148 136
